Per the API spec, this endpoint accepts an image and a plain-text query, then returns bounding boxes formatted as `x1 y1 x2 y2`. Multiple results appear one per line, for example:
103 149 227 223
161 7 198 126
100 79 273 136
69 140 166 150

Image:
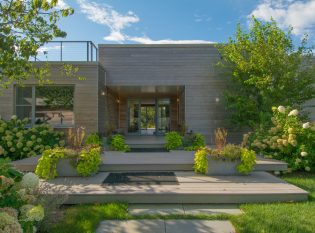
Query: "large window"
15 86 74 127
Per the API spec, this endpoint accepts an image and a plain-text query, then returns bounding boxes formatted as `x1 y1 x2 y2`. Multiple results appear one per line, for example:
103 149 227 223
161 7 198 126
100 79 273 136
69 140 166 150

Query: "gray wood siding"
98 66 106 134
98 45 237 143
0 62 101 135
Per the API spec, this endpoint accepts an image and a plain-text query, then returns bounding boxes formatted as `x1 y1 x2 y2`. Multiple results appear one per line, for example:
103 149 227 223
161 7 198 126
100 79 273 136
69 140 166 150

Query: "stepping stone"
96 220 165 233
165 220 235 233
129 204 184 215
183 204 242 215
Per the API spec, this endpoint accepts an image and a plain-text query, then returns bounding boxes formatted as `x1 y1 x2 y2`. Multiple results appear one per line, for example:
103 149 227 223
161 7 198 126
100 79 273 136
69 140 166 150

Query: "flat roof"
98 44 217 48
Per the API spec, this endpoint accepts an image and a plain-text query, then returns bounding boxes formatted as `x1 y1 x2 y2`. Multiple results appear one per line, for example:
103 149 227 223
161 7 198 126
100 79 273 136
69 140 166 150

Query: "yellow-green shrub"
35 147 101 180
110 134 129 152
165 131 183 150
193 146 256 175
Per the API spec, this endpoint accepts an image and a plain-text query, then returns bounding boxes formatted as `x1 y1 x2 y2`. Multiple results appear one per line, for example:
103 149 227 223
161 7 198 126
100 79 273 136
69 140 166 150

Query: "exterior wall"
179 88 185 129
104 88 119 135
170 97 178 131
98 66 106 134
118 98 127 133
0 62 103 135
98 44 236 143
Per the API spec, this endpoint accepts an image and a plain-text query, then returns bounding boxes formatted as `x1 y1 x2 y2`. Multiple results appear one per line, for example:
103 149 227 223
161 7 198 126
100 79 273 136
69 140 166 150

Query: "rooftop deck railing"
31 41 98 62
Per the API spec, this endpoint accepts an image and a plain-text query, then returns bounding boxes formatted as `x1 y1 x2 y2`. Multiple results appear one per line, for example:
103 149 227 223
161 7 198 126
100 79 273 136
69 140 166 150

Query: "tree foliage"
216 17 315 128
0 0 74 89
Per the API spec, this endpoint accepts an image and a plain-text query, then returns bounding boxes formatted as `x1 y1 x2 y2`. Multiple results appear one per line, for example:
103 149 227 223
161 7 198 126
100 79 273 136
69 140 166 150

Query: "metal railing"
32 41 98 62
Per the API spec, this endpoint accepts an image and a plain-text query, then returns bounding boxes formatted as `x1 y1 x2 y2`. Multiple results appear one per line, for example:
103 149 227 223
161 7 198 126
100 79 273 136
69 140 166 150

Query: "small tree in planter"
35 127 102 179
194 129 256 175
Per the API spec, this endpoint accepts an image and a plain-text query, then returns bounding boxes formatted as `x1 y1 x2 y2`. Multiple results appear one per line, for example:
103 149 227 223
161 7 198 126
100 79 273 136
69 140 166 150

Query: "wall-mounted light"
177 98 179 102
215 97 220 103
117 99 120 103
101 91 106 96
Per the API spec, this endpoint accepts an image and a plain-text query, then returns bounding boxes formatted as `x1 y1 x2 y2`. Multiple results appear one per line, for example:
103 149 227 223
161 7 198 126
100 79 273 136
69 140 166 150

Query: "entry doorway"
128 99 170 135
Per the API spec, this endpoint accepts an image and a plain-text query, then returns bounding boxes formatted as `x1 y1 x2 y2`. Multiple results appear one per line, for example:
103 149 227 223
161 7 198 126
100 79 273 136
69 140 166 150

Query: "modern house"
0 41 314 144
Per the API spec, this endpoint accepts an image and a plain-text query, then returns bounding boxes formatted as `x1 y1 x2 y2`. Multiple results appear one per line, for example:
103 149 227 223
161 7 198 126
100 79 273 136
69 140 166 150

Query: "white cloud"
37 45 62 53
249 0 315 36
78 0 215 44
57 0 69 9
194 14 212 23
47 0 69 9
128 36 215 44
77 0 139 42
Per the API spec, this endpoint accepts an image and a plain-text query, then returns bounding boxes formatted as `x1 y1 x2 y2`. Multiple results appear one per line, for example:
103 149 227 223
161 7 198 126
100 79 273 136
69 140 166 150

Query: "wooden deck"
125 135 165 148
13 151 288 172
41 171 308 204
101 151 287 171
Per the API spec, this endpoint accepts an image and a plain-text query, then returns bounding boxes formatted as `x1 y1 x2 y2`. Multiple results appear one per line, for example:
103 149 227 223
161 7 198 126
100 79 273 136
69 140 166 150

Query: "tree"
216 17 315 128
0 0 74 89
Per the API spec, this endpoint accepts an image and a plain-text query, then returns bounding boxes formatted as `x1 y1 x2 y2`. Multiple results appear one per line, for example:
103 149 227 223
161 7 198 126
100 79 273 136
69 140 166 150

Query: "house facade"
0 42 314 144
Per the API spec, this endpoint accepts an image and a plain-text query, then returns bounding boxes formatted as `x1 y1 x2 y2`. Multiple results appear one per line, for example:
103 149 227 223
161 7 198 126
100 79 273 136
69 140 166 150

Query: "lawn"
231 172 315 233
43 172 315 233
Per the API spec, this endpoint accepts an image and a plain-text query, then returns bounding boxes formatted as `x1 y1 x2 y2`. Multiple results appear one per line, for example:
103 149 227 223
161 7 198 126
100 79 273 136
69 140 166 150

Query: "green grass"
45 172 315 233
48 203 129 233
231 172 315 233
46 203 229 233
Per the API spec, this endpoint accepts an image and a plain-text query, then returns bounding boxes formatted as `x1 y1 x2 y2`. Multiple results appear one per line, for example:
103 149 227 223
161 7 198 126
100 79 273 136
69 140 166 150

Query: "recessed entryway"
128 99 170 135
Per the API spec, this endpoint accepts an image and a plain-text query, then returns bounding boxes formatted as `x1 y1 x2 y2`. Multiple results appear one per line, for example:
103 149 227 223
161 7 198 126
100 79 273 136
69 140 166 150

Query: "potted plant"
35 128 102 179
194 128 256 175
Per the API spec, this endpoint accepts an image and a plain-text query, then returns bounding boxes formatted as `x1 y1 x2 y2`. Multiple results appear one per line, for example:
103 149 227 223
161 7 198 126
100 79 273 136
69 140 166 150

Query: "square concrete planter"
206 156 242 176
56 158 80 177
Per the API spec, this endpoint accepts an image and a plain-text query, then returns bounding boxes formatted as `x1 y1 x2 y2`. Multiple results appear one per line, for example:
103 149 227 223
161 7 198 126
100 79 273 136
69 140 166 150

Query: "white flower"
295 158 301 164
21 173 39 189
25 205 45 222
11 115 17 120
277 106 286 113
301 152 308 157
302 122 310 129
305 166 311 172
288 109 299 116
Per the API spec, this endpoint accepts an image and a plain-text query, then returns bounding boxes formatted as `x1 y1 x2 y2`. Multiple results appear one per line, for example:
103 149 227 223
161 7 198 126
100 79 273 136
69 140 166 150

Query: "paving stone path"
96 204 239 233
128 204 242 216
96 220 235 233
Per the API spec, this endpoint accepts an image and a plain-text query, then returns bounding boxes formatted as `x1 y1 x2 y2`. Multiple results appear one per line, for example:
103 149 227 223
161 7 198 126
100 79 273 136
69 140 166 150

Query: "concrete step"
128 144 165 149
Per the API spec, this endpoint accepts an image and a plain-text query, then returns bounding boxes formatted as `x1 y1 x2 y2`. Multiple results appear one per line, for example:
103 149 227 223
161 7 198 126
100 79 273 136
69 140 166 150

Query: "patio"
40 171 308 204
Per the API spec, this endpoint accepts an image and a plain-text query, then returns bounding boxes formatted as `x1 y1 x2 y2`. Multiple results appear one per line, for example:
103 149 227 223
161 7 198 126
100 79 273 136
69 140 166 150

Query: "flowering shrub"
0 116 65 160
0 159 45 233
244 106 315 172
36 146 101 180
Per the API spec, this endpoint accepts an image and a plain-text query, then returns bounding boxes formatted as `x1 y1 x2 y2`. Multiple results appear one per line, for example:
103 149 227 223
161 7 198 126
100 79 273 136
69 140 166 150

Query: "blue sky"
54 0 315 45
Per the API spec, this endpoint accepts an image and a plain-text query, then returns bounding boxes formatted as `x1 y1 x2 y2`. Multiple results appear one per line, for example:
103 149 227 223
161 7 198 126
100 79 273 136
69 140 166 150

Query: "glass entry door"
128 100 140 134
157 99 170 133
127 99 170 135
140 99 156 135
